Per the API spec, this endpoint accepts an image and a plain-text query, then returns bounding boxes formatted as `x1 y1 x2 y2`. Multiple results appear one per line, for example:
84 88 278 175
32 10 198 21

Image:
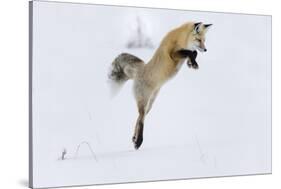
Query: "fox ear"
193 22 202 34
204 24 213 32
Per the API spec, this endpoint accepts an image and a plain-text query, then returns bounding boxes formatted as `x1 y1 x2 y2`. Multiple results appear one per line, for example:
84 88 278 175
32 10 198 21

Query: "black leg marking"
191 62 199 69
132 121 143 150
176 49 194 59
192 50 198 59
178 49 199 69
176 49 199 69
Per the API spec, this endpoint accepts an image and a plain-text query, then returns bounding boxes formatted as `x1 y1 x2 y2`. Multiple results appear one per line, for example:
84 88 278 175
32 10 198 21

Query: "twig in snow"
74 141 98 161
60 148 67 160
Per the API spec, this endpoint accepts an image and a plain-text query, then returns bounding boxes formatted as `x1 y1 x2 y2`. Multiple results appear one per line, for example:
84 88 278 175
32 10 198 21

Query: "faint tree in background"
127 16 153 49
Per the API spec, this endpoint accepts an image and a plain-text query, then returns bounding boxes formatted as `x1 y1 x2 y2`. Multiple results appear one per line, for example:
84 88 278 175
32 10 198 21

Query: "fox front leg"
176 49 199 69
190 50 198 69
185 50 198 69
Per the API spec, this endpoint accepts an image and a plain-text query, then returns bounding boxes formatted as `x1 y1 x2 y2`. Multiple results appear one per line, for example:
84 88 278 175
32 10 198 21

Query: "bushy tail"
108 53 144 97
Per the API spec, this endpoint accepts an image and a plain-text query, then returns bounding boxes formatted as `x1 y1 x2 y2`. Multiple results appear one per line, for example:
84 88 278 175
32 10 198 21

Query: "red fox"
108 22 212 149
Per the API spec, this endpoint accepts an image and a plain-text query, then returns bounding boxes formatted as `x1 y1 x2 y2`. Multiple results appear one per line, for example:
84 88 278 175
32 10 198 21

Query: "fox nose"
204 49 207 52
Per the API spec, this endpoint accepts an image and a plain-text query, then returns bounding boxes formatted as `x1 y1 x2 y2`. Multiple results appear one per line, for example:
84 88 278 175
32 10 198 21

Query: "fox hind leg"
132 99 148 149
132 88 159 149
146 89 159 114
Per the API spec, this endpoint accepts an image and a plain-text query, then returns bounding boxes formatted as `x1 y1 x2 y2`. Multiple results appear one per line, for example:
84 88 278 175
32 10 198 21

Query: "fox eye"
196 39 201 42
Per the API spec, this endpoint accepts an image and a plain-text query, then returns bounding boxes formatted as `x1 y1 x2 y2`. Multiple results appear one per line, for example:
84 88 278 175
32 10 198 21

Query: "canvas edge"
30 173 272 189
268 15 273 174
29 1 34 188
33 0 272 17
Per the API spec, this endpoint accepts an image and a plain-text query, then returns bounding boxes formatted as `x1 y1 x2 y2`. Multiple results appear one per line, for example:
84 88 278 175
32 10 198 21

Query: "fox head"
187 22 212 52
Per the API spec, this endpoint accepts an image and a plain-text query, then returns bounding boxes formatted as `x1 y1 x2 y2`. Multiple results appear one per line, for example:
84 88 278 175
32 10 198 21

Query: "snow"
31 1 271 188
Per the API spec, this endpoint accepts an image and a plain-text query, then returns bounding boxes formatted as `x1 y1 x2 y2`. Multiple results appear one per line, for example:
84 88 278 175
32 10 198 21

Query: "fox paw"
132 135 143 150
187 61 192 68
192 63 199 69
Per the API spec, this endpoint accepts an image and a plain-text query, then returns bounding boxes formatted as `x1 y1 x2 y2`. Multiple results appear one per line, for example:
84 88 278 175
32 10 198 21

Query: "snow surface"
31 1 271 188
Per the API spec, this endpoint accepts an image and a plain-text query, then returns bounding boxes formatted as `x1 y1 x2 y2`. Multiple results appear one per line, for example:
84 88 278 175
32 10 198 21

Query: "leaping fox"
108 22 212 149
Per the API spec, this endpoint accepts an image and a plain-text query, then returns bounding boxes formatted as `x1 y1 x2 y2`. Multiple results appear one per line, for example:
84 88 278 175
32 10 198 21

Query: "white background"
0 0 280 189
